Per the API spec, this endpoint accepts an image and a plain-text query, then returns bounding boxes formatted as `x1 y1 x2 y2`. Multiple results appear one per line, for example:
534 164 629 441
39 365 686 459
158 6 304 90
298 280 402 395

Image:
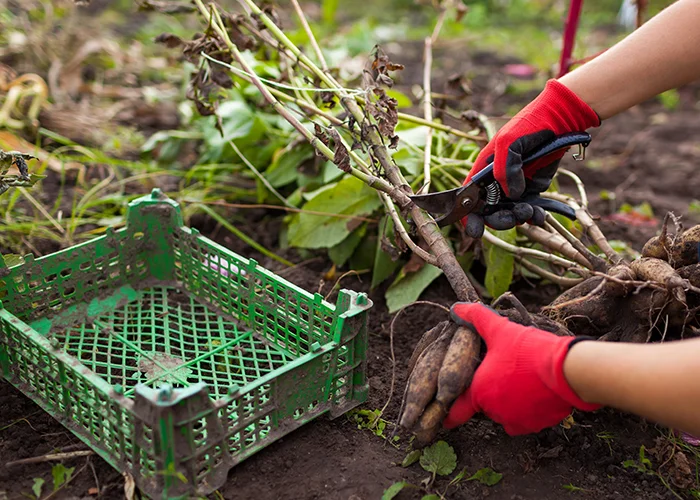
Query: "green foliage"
420 440 457 477
468 467 503 486
287 176 382 249
658 89 681 111
484 229 516 298
563 483 586 492
51 463 75 492
421 495 440 500
31 478 44 499
349 409 399 446
382 481 409 500
402 449 422 468
622 445 654 475
386 264 443 313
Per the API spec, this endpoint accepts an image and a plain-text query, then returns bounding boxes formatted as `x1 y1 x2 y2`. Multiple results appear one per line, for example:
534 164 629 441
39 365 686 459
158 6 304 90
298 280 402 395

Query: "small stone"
587 475 598 482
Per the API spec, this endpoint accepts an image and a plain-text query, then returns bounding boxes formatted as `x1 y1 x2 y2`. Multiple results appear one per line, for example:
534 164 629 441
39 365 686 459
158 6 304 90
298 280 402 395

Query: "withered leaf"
371 47 405 74
328 129 351 173
376 73 394 88
389 135 399 149
403 248 427 273
456 1 469 22
137 0 195 14
223 15 256 51
368 89 399 138
154 33 184 48
313 124 331 154
210 68 233 89
320 91 336 109
13 155 30 181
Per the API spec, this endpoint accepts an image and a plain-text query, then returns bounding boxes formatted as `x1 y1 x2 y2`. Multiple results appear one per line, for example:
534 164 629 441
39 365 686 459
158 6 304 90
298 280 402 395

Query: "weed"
597 430 616 456
563 483 588 492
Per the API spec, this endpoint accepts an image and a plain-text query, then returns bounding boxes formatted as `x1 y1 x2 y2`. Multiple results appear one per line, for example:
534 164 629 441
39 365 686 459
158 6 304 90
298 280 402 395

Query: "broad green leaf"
421 495 441 500
484 229 516 299
52 463 75 491
401 449 422 468
288 176 382 249
419 440 457 477
32 477 44 499
350 232 377 270
266 146 313 188
468 467 503 486
386 264 443 314
1 254 24 267
328 225 367 267
321 161 345 184
395 126 429 149
371 217 401 289
322 0 339 24
382 482 409 500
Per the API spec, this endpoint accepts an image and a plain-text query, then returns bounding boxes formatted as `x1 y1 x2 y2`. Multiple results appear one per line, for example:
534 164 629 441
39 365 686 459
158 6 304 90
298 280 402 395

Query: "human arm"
560 0 700 120
462 0 700 238
445 302 700 437
564 337 700 437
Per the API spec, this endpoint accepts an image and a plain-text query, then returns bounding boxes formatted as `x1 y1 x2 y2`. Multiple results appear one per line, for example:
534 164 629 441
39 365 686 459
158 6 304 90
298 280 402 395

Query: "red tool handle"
558 0 584 78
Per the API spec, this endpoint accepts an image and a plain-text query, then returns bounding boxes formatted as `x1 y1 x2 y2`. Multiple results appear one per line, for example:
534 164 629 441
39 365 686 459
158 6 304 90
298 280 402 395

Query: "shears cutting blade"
409 132 592 227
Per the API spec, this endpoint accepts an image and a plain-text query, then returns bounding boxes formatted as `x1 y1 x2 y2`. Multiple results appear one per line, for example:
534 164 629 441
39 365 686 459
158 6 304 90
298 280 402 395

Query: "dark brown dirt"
3 47 700 500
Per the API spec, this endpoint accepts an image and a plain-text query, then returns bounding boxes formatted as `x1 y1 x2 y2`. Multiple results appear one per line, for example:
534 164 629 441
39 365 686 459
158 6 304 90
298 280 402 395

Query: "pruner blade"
409 183 484 227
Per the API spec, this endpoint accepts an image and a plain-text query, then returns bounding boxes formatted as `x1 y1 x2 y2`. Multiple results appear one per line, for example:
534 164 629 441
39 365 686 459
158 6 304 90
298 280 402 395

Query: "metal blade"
409 183 483 227
409 185 466 215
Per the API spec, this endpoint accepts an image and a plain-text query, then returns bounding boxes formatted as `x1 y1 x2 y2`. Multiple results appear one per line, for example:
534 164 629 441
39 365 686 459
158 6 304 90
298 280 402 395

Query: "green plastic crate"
0 189 371 498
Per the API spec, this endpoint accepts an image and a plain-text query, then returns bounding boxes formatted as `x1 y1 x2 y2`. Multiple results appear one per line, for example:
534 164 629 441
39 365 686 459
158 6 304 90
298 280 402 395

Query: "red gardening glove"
463 79 600 238
443 303 601 436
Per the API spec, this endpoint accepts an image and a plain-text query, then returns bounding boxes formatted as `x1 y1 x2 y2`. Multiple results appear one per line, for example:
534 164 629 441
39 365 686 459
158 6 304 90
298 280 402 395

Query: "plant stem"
290 0 328 72
516 223 592 269
228 139 293 208
380 193 437 265
558 168 588 208
195 203 294 267
483 229 582 270
420 34 435 194
515 255 584 287
545 214 608 271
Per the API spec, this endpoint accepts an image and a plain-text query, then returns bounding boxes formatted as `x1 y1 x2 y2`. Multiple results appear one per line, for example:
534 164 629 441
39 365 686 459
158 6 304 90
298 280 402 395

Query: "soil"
3 37 700 500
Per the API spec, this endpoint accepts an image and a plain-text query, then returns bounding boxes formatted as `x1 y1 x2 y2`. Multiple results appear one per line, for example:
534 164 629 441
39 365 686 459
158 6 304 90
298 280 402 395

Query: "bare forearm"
559 0 700 120
564 338 700 436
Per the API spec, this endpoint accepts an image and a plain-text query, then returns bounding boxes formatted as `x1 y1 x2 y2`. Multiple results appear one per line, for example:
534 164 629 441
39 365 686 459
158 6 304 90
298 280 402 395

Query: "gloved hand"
463 79 600 238
443 302 601 436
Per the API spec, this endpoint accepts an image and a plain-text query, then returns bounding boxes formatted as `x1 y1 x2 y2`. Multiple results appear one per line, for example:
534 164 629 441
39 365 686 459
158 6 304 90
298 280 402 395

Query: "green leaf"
329 225 367 267
385 264 443 314
350 232 377 270
31 478 44 499
419 440 457 477
468 467 503 486
563 483 585 492
401 449 422 468
382 481 408 500
287 176 382 249
322 0 339 24
421 495 441 500
266 146 312 188
52 463 74 491
449 467 469 485
371 217 401 289
484 229 516 298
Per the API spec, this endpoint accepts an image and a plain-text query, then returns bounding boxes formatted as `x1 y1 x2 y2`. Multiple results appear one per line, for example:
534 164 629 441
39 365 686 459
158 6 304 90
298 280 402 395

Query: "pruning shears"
409 132 592 227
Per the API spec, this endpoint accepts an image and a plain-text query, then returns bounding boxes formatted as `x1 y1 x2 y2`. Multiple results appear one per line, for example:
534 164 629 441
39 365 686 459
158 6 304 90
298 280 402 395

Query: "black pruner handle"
468 131 592 188
480 196 577 220
523 196 577 220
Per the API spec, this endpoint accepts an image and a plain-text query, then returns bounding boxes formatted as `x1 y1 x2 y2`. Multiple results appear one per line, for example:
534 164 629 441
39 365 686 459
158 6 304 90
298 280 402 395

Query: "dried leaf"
223 15 257 51
328 129 351 173
154 33 184 48
314 124 331 149
137 0 195 14
124 472 136 500
456 1 469 22
376 73 394 88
